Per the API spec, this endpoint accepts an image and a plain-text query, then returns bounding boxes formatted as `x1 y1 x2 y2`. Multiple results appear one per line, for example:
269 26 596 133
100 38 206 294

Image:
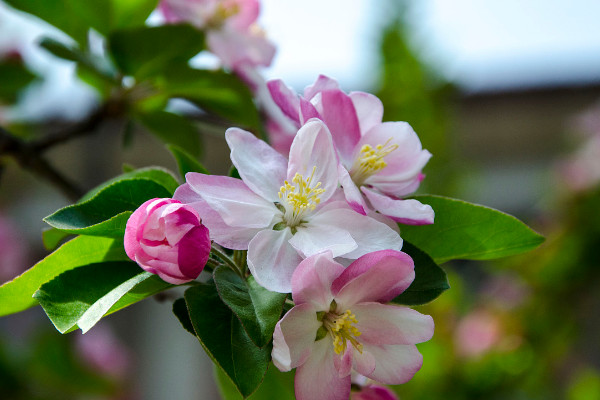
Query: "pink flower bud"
124 198 211 284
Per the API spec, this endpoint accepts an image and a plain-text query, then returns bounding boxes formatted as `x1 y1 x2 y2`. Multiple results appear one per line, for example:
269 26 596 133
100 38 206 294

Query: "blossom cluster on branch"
0 1 545 399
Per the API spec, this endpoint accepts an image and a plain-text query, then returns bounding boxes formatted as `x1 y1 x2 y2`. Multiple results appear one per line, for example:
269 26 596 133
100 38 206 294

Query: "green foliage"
214 266 287 348
167 144 210 179
156 66 261 130
137 111 202 156
177 283 270 398
34 261 172 333
392 242 449 305
44 179 172 237
216 364 296 400
79 166 180 202
41 228 73 251
0 236 128 316
401 195 544 264
108 24 205 80
0 59 36 103
4 0 159 46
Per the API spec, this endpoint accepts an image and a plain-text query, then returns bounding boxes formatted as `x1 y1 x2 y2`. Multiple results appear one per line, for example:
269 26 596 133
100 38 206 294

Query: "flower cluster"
125 75 435 398
159 0 275 73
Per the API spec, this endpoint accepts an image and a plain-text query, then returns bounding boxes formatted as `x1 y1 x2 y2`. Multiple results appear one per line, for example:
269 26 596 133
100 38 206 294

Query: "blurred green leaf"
44 178 172 237
137 110 201 156
109 24 205 79
109 0 159 30
400 195 545 264
392 242 449 305
34 261 172 333
3 0 110 45
39 37 118 89
216 364 295 400
79 166 180 202
5 0 158 46
0 60 36 103
0 236 128 316
157 67 260 130
167 144 210 179
183 283 270 398
214 266 287 348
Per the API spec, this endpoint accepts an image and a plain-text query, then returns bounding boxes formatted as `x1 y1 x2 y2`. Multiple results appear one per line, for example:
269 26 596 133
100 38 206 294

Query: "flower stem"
210 246 243 277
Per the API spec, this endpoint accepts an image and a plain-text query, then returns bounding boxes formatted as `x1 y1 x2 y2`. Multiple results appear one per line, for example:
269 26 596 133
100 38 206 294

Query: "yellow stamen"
350 138 398 186
206 2 240 29
278 166 325 228
326 309 363 355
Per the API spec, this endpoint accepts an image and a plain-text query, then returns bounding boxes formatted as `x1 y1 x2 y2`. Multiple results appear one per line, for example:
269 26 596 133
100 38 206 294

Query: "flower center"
349 138 398 186
206 2 240 29
323 309 363 355
277 166 325 228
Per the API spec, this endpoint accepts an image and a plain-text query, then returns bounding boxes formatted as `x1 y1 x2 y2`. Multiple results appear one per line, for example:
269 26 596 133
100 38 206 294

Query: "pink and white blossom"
159 0 275 70
124 198 211 285
174 119 403 293
267 75 434 225
272 250 434 400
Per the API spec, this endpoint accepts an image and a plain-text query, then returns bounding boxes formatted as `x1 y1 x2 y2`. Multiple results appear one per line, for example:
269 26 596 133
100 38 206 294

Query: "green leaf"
0 236 128 316
79 166 180 202
38 37 118 86
157 67 260 130
400 195 545 264
214 266 287 348
109 0 159 30
172 297 196 335
44 178 172 237
392 242 449 305
4 0 158 46
216 364 295 400
34 261 172 333
167 144 210 179
184 284 270 398
41 228 73 251
108 24 205 79
0 60 36 102
3 0 110 45
137 110 201 156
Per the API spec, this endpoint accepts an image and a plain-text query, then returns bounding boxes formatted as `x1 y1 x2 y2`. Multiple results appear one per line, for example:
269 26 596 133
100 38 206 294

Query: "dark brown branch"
0 126 84 201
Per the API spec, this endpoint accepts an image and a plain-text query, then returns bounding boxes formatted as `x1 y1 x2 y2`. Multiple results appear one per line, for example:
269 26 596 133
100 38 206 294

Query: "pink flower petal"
352 303 434 346
334 346 354 378
247 228 303 293
185 173 277 228
312 204 403 260
289 223 357 259
291 251 345 308
226 127 288 202
303 75 340 99
299 97 321 123
174 184 260 249
207 28 276 69
352 349 376 378
272 303 321 371
295 338 351 400
267 79 301 125
224 0 260 31
349 91 384 135
358 343 423 385
332 250 414 305
338 165 367 215
287 119 340 203
177 225 211 279
361 187 434 225
319 90 361 164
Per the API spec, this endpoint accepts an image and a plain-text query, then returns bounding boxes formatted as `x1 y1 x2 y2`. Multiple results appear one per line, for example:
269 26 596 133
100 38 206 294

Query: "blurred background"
1 0 599 398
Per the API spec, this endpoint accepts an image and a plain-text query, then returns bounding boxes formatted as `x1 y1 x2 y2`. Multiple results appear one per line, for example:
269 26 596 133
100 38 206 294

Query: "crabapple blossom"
124 198 211 285
267 75 434 225
173 119 402 293
272 250 434 400
159 0 275 71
